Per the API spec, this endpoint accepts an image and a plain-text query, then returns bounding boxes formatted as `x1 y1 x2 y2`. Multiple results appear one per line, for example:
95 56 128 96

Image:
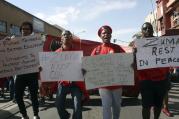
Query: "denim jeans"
56 84 82 119
9 77 15 100
99 88 122 119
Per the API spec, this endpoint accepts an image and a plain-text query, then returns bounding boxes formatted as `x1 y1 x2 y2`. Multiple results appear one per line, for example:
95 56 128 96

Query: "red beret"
98 25 112 37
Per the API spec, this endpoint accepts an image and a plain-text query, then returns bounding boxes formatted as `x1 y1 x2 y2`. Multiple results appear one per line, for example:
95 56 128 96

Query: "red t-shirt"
91 43 125 90
137 68 169 81
135 36 169 81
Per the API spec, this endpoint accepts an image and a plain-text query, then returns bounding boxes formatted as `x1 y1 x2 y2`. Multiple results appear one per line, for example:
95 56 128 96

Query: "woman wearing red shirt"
91 25 125 119
136 22 169 119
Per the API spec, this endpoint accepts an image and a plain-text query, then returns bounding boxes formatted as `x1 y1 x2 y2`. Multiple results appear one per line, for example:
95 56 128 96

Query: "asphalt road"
1 81 179 119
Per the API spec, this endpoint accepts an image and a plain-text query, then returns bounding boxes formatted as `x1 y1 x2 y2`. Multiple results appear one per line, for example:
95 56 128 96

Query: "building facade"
0 0 63 39
156 0 179 35
145 9 159 36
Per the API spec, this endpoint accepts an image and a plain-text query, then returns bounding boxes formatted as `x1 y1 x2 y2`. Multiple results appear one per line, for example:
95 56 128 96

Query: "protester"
0 77 7 98
55 30 88 119
90 25 125 119
162 92 172 117
8 76 15 101
175 67 179 80
135 22 169 119
39 82 57 104
14 21 40 119
162 67 174 117
39 38 60 104
50 38 61 51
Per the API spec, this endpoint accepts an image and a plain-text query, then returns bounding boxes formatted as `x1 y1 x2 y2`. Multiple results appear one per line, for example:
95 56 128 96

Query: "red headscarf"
98 25 112 37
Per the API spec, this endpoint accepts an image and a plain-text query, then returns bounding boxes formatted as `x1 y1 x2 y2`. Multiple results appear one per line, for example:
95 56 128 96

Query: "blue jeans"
56 84 82 119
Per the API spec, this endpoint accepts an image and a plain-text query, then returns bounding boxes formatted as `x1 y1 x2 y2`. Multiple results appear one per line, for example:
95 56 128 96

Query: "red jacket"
91 43 125 90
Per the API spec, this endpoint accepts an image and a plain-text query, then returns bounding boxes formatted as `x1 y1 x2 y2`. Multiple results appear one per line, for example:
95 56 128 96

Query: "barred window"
10 24 20 36
0 20 7 33
173 11 179 27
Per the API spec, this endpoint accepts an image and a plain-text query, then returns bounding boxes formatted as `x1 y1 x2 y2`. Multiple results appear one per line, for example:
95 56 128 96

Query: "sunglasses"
142 26 152 30
22 28 31 30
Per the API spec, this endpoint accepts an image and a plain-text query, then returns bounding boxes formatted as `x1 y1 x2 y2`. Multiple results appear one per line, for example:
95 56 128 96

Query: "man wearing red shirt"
55 30 87 119
136 22 169 119
91 25 125 119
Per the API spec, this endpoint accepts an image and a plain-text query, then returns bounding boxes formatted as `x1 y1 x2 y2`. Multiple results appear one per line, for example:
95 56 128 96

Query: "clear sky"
6 0 156 46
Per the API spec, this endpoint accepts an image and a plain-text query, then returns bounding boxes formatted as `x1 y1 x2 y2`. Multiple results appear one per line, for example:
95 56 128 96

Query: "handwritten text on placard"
39 51 84 82
82 53 134 90
0 34 43 78
135 35 179 70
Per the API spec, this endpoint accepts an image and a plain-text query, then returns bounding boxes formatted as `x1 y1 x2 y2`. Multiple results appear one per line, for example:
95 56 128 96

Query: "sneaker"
21 116 29 119
33 116 40 119
162 108 172 117
66 112 70 119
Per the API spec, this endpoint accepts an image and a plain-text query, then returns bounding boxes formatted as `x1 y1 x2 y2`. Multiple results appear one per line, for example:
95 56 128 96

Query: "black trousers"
15 73 39 117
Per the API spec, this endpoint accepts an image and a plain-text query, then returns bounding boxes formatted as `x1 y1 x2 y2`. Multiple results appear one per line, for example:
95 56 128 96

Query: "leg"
163 93 169 109
140 80 153 119
153 107 162 119
47 85 53 100
112 88 122 119
9 77 15 100
55 85 70 119
1 87 5 98
162 92 172 116
5 79 9 92
71 86 82 119
28 78 39 116
15 77 27 117
99 88 112 119
153 80 168 119
1 78 6 98
142 107 151 119
39 83 47 104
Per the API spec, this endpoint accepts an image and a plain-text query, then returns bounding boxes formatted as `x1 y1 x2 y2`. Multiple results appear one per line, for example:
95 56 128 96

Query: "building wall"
0 0 63 39
156 0 179 35
145 9 160 36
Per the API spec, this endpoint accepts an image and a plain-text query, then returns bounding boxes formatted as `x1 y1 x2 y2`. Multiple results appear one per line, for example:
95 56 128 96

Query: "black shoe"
39 97 45 104
66 112 70 119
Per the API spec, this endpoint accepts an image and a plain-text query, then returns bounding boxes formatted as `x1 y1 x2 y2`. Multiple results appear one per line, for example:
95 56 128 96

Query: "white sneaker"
21 116 29 119
33 116 40 119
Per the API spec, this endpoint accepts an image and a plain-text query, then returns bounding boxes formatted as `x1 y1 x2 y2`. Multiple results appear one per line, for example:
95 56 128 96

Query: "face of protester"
21 25 32 36
61 31 73 47
100 28 112 43
141 23 154 38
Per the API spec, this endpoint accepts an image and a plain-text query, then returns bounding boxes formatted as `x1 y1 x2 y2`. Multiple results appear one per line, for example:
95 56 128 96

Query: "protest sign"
82 53 134 90
0 34 44 78
39 51 84 82
135 35 179 70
